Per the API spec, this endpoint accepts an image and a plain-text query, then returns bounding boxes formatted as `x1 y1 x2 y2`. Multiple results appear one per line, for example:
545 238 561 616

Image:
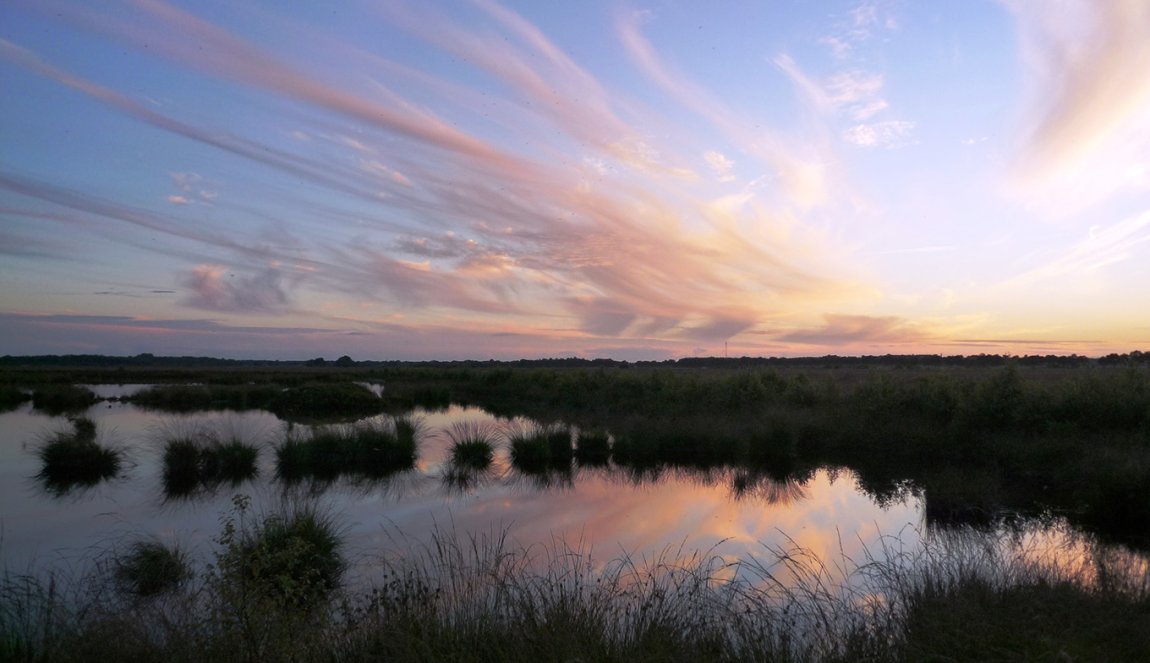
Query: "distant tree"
305 357 327 367
334 355 355 367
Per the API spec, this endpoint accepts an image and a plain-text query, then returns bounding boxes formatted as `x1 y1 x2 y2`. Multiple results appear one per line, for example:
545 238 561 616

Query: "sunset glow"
2 0 1148 359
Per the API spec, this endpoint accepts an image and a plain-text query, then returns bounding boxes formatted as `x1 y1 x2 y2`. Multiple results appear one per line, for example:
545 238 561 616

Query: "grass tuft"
445 421 498 470
275 418 419 484
36 419 121 496
161 428 259 499
113 540 191 598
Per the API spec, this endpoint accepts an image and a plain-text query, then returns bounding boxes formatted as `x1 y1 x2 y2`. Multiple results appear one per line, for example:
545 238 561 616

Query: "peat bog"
2 356 1150 660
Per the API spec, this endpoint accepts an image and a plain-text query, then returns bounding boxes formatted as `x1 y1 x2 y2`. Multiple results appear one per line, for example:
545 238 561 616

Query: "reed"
574 428 611 467
275 418 419 484
3 519 1148 662
112 540 191 598
36 419 121 496
446 421 498 470
161 429 259 499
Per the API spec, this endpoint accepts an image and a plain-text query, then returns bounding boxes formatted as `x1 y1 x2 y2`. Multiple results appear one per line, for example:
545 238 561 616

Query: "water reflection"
729 469 809 505
1 392 1147 601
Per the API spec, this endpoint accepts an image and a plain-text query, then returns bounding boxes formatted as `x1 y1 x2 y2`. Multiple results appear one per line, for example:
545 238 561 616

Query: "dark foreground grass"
113 541 191 598
3 513 1147 663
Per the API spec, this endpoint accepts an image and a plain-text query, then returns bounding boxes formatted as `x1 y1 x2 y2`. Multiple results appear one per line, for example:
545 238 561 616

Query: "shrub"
216 500 346 607
114 541 191 598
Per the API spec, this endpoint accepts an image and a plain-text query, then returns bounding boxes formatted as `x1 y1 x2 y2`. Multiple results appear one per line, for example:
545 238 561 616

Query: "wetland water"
1 386 1143 591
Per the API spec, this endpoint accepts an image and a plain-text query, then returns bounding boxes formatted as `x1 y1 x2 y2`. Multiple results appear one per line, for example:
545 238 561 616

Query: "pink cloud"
181 265 292 314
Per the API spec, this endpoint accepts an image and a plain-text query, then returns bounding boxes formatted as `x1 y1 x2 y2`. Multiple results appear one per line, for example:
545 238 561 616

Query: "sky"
2 0 1149 361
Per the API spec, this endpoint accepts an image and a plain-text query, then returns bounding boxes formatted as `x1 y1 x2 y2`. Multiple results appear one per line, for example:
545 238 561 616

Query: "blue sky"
2 0 1149 360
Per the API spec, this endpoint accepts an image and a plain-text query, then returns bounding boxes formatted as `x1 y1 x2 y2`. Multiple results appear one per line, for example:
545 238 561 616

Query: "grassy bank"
2 507 1147 663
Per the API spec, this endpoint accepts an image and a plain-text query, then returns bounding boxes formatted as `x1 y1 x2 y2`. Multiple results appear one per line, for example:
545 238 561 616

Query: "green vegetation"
161 428 259 499
505 422 570 471
446 421 498 470
372 363 1150 550
7 356 1150 659
30 385 97 415
132 383 282 412
276 418 419 484
216 499 346 608
113 540 191 598
268 382 385 422
2 516 1147 662
35 418 121 496
507 423 552 473
0 386 30 412
575 428 611 466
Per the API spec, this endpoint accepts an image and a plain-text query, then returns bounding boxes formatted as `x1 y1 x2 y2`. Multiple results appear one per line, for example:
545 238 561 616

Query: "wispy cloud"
1002 210 1150 287
1005 0 1150 211
818 0 901 60
618 12 831 209
3 1 870 350
773 53 913 150
704 150 736 182
842 120 917 148
775 314 935 346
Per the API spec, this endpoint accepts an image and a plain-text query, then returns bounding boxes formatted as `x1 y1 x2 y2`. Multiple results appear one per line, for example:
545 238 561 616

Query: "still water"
0 389 1138 590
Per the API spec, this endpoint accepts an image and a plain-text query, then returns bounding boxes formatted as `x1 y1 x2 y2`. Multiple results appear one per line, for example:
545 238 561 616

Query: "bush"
216 500 346 607
114 541 190 598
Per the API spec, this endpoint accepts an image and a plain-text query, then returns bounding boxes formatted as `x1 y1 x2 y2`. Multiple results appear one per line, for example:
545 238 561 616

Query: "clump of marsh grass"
545 424 573 466
161 425 259 499
113 540 191 598
30 385 97 415
445 421 498 470
269 383 385 422
506 422 551 473
574 428 611 467
505 421 578 475
275 417 420 485
35 418 122 496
